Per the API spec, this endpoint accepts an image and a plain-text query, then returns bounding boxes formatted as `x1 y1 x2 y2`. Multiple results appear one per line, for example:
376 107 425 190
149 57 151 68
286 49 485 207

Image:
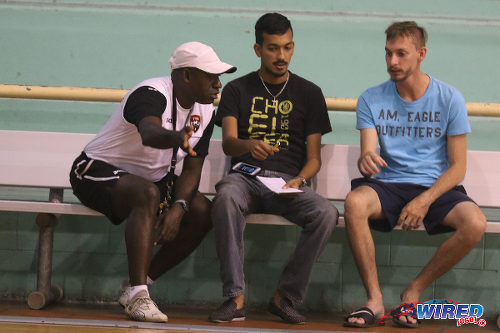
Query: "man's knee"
299 196 338 235
344 190 372 223
191 193 212 215
113 178 161 218
212 182 246 212
319 203 339 231
448 202 487 244
134 183 161 207
211 183 249 236
188 193 213 231
455 209 487 244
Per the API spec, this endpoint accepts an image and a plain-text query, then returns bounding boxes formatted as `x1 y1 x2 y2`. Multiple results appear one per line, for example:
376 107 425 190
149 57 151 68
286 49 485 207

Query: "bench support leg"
27 189 64 310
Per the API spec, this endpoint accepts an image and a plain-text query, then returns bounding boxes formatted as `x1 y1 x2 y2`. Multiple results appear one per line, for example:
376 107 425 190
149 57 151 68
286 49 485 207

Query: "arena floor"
0 300 498 333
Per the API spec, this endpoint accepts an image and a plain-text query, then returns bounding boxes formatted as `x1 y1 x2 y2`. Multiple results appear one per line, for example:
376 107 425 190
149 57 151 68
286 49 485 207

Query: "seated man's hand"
397 194 432 230
283 177 302 189
280 177 303 198
248 140 279 160
153 205 184 245
179 125 196 157
358 151 387 177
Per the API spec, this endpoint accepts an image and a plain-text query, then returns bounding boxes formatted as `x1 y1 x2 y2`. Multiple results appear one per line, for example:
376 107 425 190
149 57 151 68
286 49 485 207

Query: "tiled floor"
0 301 499 333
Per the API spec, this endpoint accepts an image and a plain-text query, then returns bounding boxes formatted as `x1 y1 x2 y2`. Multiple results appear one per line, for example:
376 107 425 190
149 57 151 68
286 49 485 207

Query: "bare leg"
344 186 387 325
109 174 161 287
148 192 212 280
398 201 486 325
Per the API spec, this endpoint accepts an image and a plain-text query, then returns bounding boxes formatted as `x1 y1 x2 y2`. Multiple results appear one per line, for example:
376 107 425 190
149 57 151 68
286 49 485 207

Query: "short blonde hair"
385 21 427 48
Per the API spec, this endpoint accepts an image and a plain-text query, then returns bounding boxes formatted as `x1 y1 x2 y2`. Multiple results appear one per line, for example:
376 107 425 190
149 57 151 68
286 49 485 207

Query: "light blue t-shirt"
356 76 471 186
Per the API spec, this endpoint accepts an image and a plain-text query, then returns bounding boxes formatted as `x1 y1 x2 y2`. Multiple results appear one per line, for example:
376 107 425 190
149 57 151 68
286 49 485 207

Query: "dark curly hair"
255 13 293 45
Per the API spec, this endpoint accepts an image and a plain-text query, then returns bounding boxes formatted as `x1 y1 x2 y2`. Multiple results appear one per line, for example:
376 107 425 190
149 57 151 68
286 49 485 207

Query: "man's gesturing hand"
179 125 196 157
358 151 387 177
248 140 279 160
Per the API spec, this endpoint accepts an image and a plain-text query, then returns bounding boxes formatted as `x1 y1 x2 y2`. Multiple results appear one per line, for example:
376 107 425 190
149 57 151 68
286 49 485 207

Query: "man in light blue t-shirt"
343 21 486 329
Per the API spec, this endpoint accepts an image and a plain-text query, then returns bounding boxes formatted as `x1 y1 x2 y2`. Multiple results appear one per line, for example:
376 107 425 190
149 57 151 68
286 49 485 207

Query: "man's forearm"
222 136 252 157
296 158 321 181
174 169 201 203
141 126 184 150
138 116 184 149
421 163 466 204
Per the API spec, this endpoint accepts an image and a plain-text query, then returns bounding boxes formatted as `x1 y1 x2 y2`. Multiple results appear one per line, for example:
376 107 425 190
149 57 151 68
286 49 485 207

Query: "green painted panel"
198 230 218 260
304 263 342 311
435 269 499 316
0 271 37 298
162 257 222 304
106 222 127 255
245 260 286 307
53 215 111 254
16 213 40 252
0 249 37 272
390 231 484 270
484 233 500 270
0 212 18 250
244 224 299 262
1 2 499 102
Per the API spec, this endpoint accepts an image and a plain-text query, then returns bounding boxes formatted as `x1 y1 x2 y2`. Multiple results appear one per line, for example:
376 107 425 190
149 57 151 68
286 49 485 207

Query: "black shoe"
209 299 246 323
268 297 305 324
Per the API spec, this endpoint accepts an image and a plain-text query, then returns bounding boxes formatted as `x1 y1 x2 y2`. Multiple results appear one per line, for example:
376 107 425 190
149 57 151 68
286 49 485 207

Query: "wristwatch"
296 176 307 187
174 199 189 212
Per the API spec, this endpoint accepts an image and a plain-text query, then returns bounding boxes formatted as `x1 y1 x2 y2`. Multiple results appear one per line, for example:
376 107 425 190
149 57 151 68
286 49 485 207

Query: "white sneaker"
118 280 130 308
125 290 168 323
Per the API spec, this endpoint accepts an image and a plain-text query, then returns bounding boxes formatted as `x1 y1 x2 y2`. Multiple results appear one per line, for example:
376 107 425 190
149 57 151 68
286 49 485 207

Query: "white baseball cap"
169 41 236 74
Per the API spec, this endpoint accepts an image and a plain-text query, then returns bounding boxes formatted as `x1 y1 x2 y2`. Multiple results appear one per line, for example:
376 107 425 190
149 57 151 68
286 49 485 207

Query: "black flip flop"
344 307 382 328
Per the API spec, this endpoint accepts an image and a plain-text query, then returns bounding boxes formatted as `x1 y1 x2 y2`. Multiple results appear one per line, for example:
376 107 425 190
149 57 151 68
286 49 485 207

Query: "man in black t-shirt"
69 42 236 323
208 13 338 324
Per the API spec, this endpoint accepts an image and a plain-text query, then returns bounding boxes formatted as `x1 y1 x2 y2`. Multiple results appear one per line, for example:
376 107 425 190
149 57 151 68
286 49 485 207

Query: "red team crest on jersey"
190 115 201 132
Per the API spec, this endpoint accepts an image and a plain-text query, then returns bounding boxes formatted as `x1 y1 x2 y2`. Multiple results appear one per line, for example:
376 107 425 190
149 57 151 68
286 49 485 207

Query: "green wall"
1 0 499 318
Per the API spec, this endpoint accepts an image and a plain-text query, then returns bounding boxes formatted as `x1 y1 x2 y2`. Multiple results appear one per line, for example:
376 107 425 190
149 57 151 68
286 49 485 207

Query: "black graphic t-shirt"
215 71 331 176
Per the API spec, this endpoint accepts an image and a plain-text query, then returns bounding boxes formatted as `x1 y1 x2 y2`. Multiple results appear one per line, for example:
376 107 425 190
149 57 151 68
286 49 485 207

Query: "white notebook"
256 176 303 194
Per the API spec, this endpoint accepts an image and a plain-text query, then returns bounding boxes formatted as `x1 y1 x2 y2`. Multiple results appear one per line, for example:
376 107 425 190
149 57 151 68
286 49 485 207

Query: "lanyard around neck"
169 89 196 175
169 88 178 174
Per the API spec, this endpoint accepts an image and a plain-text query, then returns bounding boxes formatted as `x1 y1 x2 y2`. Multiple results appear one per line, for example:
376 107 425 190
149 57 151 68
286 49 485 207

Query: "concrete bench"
1 129 499 310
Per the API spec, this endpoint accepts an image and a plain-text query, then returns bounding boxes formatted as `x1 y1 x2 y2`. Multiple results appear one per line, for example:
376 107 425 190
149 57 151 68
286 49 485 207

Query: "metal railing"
1 84 499 117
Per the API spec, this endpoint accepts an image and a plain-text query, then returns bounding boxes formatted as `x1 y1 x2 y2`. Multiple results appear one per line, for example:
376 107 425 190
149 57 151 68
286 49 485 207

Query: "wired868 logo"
417 299 486 327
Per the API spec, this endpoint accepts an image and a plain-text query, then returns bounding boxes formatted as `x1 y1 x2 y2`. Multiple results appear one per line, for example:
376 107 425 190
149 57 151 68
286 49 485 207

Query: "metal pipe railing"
1 84 499 117
0 84 127 103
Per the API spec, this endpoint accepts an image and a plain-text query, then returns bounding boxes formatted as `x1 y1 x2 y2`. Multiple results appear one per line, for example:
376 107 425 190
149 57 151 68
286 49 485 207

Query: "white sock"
124 276 153 288
128 285 148 301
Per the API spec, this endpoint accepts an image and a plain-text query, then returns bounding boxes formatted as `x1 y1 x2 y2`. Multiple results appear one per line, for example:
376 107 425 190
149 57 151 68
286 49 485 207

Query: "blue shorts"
351 177 476 235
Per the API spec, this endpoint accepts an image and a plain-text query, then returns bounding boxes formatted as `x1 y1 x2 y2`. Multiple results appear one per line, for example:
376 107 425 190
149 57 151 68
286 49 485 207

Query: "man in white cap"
70 41 236 322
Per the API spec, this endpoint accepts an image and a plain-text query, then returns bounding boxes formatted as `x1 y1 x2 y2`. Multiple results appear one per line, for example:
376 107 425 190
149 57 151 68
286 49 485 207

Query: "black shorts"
351 177 476 235
69 152 175 225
